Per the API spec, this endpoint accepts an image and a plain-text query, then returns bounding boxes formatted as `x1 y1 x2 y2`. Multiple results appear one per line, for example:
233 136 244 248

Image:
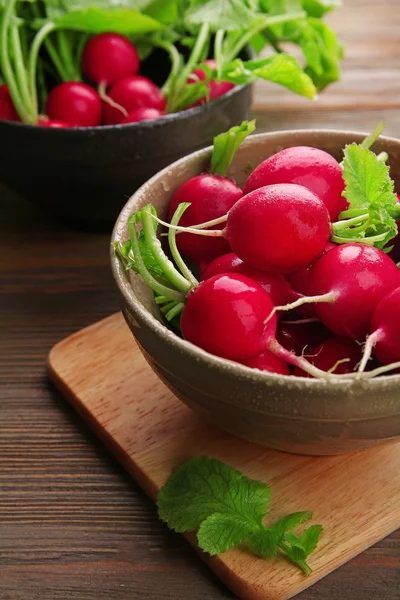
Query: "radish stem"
168 203 198 287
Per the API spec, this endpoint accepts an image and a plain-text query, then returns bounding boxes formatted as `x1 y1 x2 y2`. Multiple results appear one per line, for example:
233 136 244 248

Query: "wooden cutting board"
48 312 400 600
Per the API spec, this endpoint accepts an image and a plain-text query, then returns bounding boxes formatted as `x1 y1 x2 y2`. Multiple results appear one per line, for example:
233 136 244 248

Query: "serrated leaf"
247 527 278 559
186 0 258 31
223 54 316 98
270 511 313 537
198 513 255 555
157 457 271 533
302 0 341 17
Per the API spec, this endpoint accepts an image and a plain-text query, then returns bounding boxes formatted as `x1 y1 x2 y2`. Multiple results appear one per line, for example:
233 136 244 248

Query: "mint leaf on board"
186 0 258 31
157 457 322 576
211 120 256 177
51 7 164 35
338 144 400 249
157 456 271 533
223 54 317 98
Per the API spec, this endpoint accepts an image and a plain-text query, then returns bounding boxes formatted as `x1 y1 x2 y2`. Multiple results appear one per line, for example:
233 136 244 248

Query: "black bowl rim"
0 81 250 134
111 128 400 395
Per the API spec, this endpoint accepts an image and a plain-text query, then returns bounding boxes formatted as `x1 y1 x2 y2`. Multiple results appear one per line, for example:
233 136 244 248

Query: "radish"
167 176 242 263
188 59 235 107
293 337 362 378
120 107 164 124
241 351 290 375
180 272 345 379
38 118 69 128
286 241 336 317
0 85 20 121
103 76 166 125
201 252 297 307
304 244 400 340
82 33 139 87
225 183 331 272
276 320 331 355
243 146 347 221
46 82 102 127
358 287 400 373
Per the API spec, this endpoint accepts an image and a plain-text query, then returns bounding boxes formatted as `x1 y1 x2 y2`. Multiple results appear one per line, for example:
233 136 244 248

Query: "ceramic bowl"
0 83 252 229
111 129 400 456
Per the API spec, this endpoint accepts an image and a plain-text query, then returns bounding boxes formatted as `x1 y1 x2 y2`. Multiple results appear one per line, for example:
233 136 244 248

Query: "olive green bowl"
111 129 400 456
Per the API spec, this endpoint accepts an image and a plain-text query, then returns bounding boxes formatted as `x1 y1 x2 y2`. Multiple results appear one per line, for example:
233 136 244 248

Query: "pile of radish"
0 0 343 128
115 121 400 380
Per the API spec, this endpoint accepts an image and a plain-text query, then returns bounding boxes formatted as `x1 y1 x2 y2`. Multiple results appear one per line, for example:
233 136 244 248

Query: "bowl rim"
111 127 400 392
0 81 250 134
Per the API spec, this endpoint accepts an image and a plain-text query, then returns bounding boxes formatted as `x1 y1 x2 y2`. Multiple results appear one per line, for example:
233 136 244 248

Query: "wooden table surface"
1 1 400 598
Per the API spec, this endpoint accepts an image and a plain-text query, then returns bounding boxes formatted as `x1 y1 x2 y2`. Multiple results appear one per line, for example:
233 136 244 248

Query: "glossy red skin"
294 337 362 377
120 107 164 124
46 82 102 127
82 33 139 86
226 183 331 273
181 273 277 362
201 252 295 307
286 241 336 318
371 287 400 365
0 85 20 121
308 243 400 340
243 146 347 221
188 59 235 107
242 351 290 375
38 118 69 128
103 76 166 125
167 174 242 263
276 321 332 355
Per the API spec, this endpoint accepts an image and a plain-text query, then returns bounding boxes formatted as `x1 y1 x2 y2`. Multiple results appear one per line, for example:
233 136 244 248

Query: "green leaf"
248 528 278 559
144 0 179 24
172 79 209 111
270 511 313 537
302 0 341 18
340 144 400 248
211 119 256 176
157 456 271 533
287 524 324 555
186 0 258 31
113 229 165 278
51 7 164 35
223 54 317 98
198 513 255 555
278 541 311 576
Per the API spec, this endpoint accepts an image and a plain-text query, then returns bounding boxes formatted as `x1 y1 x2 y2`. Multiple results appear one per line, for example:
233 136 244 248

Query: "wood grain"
47 312 400 600
1 0 400 598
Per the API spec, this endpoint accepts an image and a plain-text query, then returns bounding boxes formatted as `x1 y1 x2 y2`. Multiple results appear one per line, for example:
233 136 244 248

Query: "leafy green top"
157 456 323 576
334 144 400 249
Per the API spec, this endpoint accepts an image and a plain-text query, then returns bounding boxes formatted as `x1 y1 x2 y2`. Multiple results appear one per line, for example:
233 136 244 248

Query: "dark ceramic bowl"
0 83 252 229
111 129 400 456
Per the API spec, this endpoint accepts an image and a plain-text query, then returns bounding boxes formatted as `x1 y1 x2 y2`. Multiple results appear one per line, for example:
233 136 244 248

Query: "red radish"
243 146 346 221
188 59 235 107
103 76 166 125
307 244 400 340
293 337 362 377
0 85 20 121
46 82 102 127
38 118 69 128
181 273 277 361
287 241 336 317
120 107 164 124
225 183 331 273
358 287 400 369
180 273 343 379
82 33 139 87
241 351 290 375
167 175 242 263
276 320 331 355
201 252 296 307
